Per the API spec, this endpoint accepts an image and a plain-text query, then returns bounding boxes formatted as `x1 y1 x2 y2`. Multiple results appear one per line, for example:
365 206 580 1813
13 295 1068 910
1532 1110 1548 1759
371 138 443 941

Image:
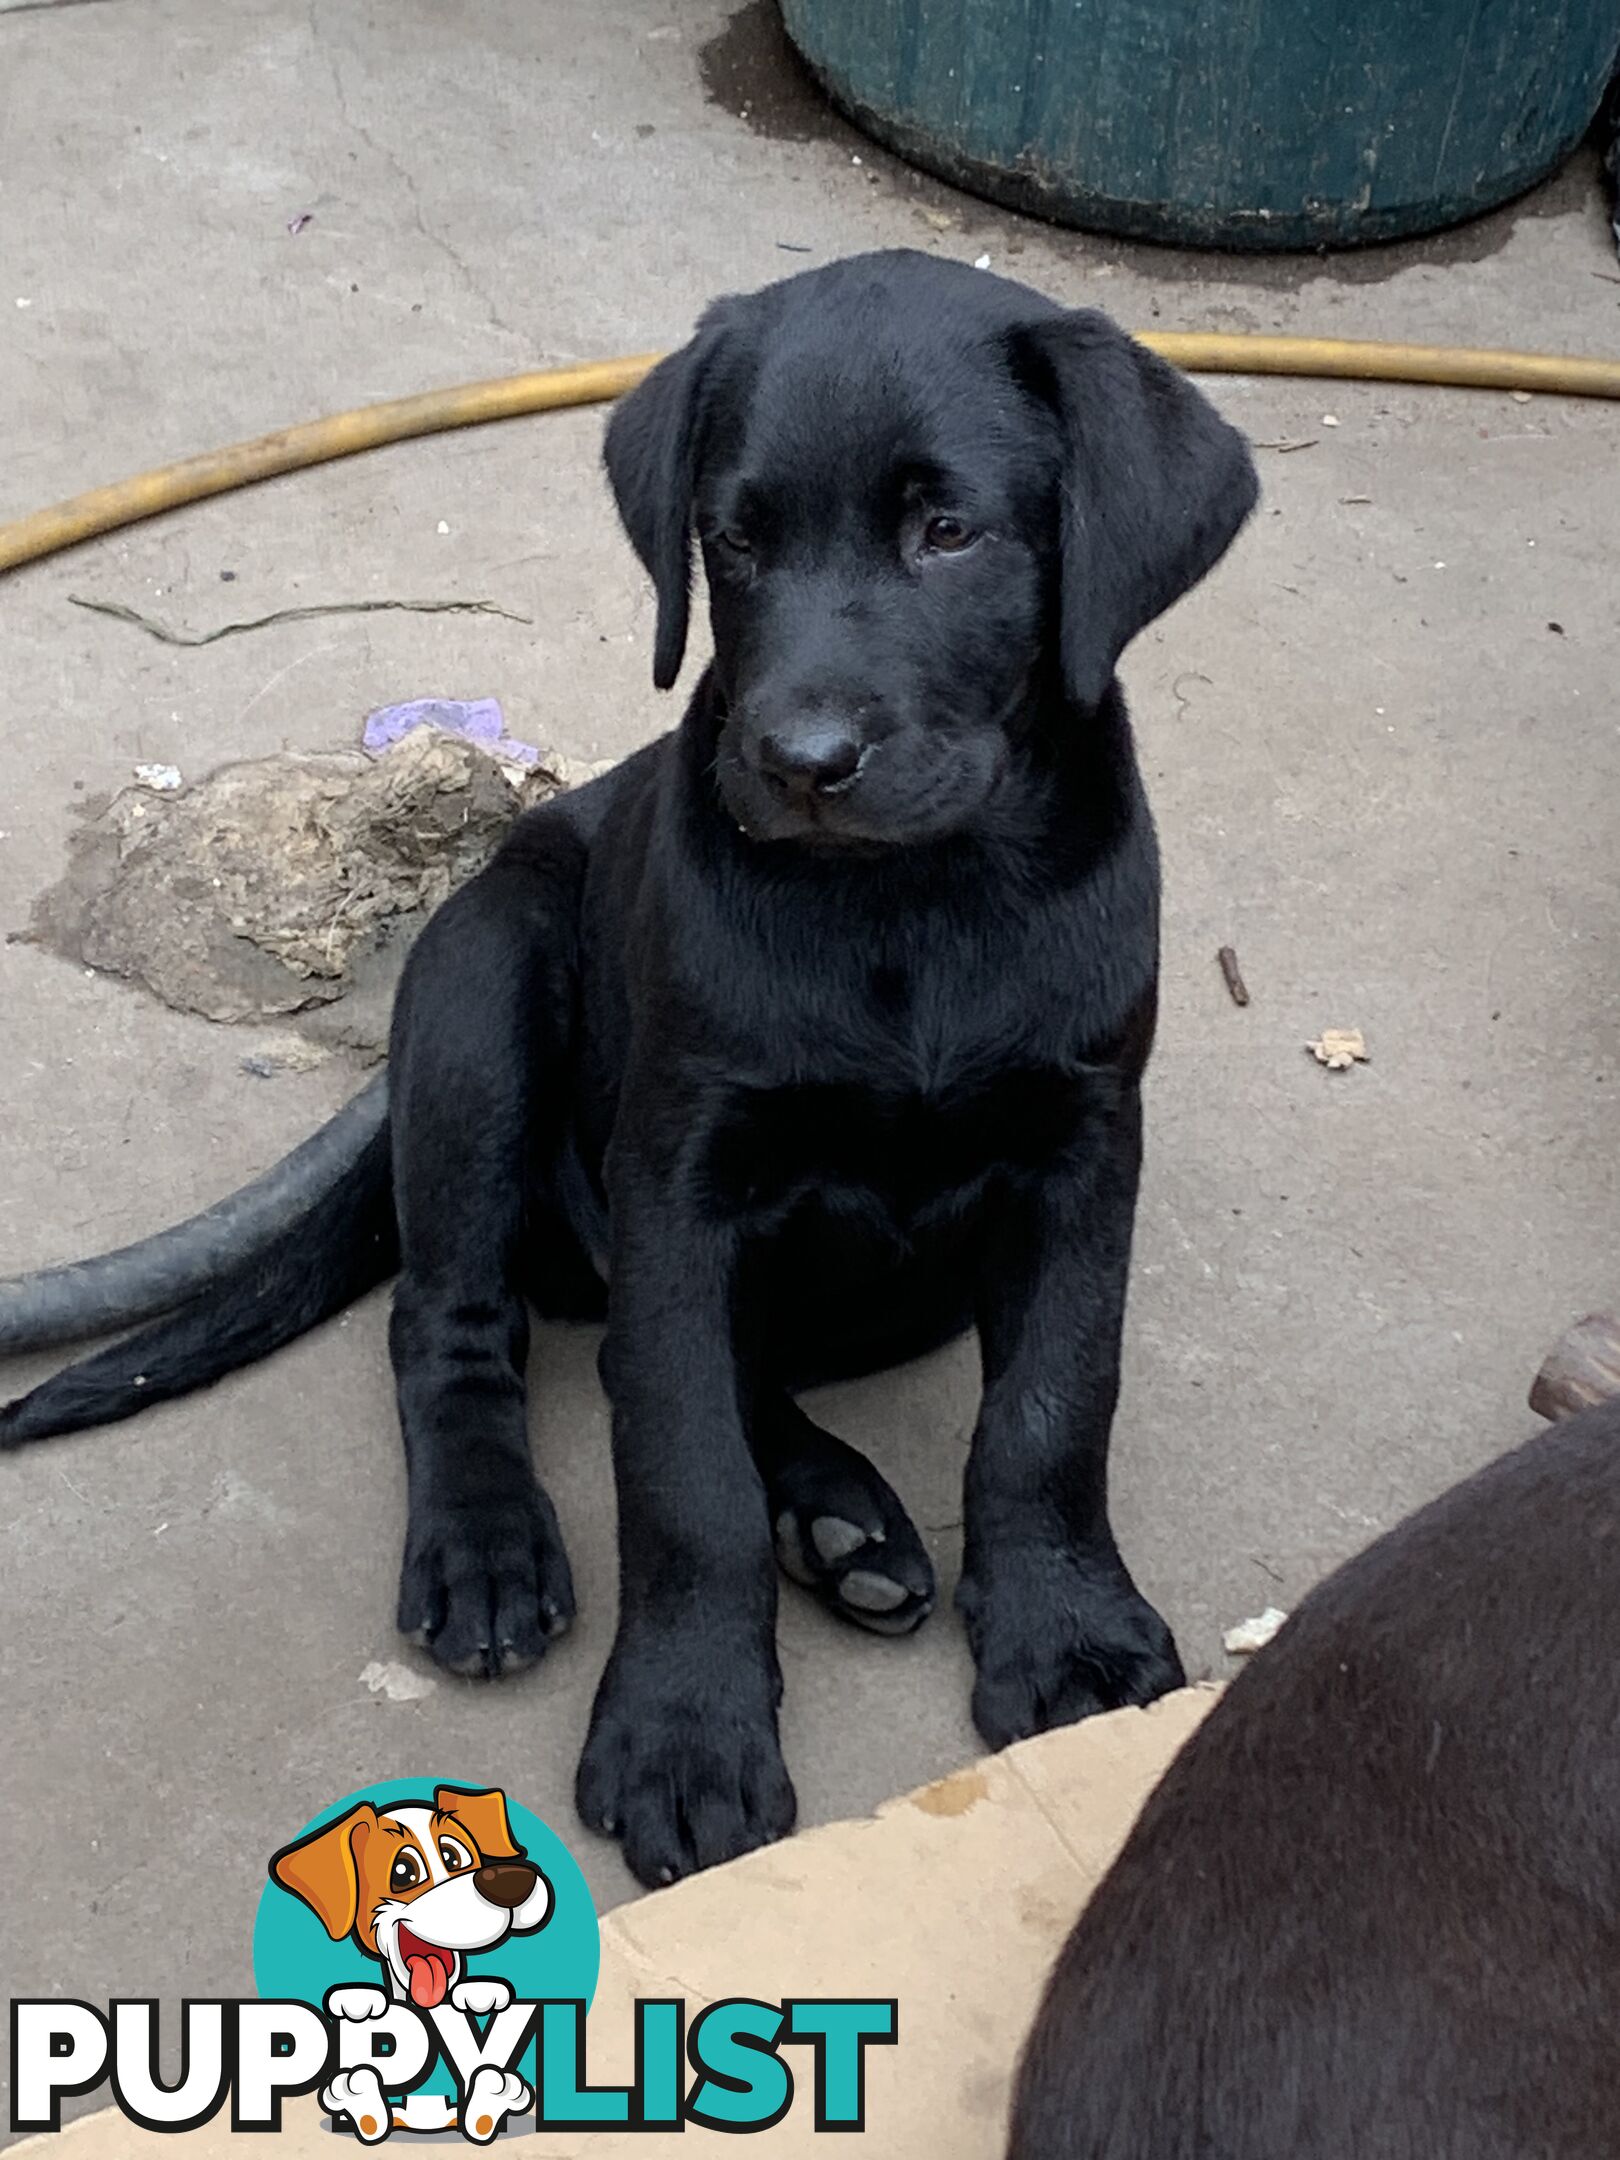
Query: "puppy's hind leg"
388 811 586 1680
755 1394 936 1636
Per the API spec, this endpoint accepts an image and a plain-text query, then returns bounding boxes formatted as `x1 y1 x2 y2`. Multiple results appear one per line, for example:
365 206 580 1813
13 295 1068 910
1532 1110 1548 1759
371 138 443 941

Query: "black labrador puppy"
1 251 1257 1885
1009 1394 1620 2159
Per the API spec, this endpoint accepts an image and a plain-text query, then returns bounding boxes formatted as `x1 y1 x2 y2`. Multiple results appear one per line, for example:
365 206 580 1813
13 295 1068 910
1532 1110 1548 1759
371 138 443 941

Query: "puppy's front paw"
397 1483 575 1679
576 1637 796 1887
322 2066 392 2143
450 1976 513 2017
326 1984 389 2023
958 1544 1184 1751
462 2066 531 2143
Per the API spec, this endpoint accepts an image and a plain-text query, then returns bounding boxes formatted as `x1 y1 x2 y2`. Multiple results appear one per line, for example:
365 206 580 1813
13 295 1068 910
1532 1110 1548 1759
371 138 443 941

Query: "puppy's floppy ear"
1012 311 1258 710
603 307 731 692
269 1803 377 1941
434 1785 522 1862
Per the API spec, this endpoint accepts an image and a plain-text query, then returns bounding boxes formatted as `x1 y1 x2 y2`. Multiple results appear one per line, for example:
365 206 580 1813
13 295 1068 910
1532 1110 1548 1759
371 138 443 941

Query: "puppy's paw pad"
773 1510 817 1588
841 1567 913 1614
322 2067 391 2142
450 1977 513 2016
462 2066 531 2143
773 1503 934 1638
326 1984 389 2023
811 1514 869 1563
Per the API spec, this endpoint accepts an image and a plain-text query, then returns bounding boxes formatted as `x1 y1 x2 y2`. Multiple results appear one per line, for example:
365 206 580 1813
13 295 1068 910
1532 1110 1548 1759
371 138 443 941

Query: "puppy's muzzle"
474 1861 540 1910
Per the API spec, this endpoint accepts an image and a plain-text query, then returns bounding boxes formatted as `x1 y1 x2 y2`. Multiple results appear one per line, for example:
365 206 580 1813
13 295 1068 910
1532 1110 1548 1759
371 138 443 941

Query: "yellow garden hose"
1 333 1617 578
0 354 660 577
1147 333 1620 397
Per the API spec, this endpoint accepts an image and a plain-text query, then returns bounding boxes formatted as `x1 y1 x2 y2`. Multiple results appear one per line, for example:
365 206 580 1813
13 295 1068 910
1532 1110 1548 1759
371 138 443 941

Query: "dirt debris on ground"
1223 1607 1289 1655
18 729 576 1055
1307 1028 1370 1071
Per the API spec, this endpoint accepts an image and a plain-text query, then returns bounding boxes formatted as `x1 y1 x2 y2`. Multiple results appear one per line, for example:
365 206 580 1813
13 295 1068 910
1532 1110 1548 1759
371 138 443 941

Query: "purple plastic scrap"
361 697 542 767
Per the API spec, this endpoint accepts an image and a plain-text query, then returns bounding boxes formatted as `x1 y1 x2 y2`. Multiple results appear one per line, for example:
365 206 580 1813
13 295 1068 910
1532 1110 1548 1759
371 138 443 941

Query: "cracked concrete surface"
2 0 1618 2129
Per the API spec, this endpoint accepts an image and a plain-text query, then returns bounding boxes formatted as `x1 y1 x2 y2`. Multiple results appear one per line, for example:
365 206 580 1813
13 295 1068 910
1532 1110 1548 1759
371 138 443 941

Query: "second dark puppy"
1009 1394 1620 2157
2 251 1257 1884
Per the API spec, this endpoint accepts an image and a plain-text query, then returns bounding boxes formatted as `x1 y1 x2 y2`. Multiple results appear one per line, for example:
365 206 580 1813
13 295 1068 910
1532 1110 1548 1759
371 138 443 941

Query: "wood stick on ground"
1529 1310 1620 1421
1217 946 1250 1006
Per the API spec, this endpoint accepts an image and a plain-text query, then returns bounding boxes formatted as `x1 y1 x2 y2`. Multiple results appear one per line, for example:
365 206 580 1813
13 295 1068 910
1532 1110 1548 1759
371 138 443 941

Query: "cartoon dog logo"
270 1785 553 2141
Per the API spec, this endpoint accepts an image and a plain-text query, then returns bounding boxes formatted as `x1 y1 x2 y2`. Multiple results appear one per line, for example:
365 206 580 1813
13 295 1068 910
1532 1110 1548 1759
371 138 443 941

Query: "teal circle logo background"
253 1779 599 2101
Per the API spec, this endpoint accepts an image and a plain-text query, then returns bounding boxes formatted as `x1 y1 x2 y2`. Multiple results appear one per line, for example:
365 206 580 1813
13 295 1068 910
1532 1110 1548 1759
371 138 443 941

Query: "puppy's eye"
389 1851 423 1893
715 529 753 556
439 1838 473 1874
922 515 977 554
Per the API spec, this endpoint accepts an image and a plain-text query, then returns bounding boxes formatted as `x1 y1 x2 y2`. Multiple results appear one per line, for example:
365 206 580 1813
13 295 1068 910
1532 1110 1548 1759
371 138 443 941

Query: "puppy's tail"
0 1100 397 1447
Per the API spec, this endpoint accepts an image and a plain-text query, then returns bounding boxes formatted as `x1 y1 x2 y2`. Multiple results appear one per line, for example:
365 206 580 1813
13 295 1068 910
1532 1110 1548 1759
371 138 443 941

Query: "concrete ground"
2 0 1617 2125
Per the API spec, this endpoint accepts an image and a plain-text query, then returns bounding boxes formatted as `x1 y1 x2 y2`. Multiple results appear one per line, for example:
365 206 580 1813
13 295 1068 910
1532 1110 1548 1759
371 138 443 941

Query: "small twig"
1251 437 1319 453
69 594 532 646
1218 946 1250 1007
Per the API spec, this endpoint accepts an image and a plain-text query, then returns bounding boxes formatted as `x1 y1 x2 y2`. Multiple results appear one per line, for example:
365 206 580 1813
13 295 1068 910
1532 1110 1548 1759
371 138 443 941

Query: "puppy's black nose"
757 721 864 797
474 1861 538 1910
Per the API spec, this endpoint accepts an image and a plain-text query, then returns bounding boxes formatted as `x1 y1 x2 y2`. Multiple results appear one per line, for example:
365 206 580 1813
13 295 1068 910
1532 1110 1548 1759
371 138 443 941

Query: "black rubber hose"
0 1121 398 1446
0 1072 389 1356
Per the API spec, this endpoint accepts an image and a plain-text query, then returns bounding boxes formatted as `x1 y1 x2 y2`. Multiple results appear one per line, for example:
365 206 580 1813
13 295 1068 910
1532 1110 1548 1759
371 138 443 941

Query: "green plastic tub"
779 0 1620 249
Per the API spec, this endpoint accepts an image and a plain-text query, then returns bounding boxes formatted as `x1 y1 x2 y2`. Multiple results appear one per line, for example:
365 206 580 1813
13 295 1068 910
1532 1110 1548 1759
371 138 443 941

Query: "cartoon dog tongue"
398 1930 454 2008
